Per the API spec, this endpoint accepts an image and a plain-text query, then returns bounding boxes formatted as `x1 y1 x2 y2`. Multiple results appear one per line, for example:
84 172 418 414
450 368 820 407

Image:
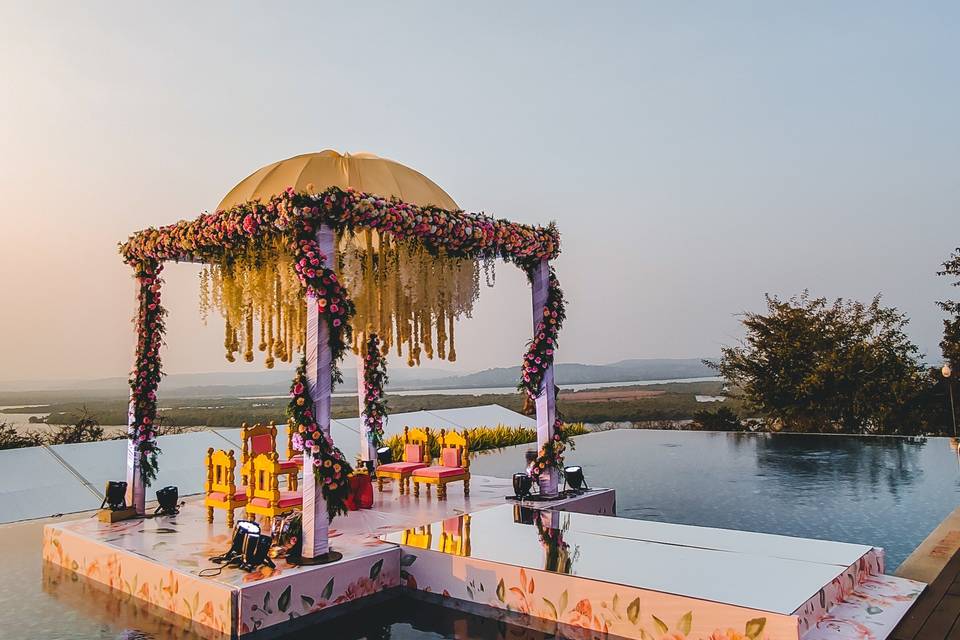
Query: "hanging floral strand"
287 359 354 520
128 260 164 485
362 333 388 449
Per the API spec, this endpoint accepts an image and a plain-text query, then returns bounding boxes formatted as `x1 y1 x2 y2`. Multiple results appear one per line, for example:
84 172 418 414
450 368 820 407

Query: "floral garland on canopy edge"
362 333 388 450
120 186 566 506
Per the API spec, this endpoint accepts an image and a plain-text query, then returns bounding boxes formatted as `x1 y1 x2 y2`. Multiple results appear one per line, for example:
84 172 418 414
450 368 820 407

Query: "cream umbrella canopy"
217 150 459 211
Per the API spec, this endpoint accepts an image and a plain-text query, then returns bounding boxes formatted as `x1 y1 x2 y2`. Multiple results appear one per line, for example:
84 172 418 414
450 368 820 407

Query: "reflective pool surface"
2 429 958 639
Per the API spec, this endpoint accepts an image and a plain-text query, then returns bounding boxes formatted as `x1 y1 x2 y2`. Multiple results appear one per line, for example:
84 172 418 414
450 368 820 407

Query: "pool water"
473 429 960 570
2 429 957 639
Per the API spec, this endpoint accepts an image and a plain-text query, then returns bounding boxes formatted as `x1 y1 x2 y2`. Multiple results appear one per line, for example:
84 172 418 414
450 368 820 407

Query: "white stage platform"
384 505 924 640
42 475 615 636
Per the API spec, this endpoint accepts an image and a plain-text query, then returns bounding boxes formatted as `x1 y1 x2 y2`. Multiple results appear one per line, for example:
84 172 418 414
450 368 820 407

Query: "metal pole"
949 380 957 438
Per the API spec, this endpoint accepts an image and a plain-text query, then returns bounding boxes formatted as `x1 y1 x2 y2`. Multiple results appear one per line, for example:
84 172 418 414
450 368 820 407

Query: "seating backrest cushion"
441 447 461 468
251 434 273 456
405 443 422 463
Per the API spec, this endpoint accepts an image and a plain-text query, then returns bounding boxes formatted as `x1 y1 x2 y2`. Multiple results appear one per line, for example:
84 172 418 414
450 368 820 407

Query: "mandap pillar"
532 259 559 497
357 354 376 469
302 224 336 559
125 398 146 514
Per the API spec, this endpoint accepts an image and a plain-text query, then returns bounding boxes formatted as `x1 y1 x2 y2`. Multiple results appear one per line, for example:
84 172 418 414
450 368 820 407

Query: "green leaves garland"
287 359 354 521
362 334 388 449
128 260 164 485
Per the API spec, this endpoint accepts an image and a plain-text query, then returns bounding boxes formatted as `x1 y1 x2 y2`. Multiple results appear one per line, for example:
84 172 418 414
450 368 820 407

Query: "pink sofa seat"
379 461 428 474
413 466 466 479
250 491 301 509
278 458 300 471
208 488 246 502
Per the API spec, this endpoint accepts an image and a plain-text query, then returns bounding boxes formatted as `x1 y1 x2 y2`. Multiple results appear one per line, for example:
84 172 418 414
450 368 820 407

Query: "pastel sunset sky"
1 2 957 381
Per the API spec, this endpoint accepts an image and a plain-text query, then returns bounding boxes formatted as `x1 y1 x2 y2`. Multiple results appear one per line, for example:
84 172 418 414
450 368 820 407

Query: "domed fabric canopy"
218 150 458 212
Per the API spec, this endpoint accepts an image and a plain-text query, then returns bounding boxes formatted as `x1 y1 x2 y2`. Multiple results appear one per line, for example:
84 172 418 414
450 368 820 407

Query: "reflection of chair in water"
401 524 432 549
204 448 247 527
439 515 471 556
377 427 430 494
412 429 470 500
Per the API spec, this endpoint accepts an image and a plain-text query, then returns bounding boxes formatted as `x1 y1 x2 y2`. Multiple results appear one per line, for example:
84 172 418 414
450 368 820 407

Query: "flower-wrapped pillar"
125 260 165 514
357 357 375 467
302 224 336 559
531 259 559 497
358 333 387 471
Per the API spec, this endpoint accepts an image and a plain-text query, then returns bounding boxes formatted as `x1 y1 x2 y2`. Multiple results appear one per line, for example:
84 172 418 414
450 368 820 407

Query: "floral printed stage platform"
384 505 925 640
41 474 616 637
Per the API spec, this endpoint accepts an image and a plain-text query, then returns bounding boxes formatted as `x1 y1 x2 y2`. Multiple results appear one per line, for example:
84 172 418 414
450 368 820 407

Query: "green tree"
691 406 743 431
710 292 929 434
938 248 960 368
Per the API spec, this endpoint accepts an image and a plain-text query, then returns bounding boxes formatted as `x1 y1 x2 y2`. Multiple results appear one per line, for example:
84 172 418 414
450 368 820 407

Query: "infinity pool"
3 429 957 639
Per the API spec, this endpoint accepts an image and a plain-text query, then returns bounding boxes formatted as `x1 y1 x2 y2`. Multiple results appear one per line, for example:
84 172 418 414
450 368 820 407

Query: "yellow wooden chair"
377 427 430 495
241 422 299 491
412 429 470 500
245 451 302 530
204 448 247 528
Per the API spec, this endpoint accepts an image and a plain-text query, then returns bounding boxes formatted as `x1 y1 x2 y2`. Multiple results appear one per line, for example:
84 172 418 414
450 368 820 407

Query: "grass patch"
383 423 589 461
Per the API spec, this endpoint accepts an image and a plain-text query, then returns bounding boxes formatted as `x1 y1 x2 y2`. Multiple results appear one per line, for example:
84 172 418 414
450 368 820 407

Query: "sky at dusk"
0 1 957 381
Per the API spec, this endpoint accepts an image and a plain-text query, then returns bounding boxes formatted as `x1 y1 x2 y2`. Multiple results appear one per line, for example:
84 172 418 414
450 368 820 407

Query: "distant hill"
0 358 715 400
410 358 715 390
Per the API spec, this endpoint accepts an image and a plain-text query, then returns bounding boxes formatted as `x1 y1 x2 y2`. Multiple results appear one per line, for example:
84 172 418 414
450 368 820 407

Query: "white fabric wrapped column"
124 398 146 514
357 354 375 466
532 259 559 497
302 224 335 559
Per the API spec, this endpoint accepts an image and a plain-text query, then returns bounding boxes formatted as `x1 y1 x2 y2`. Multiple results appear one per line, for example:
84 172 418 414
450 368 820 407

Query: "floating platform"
384 505 925 640
43 475 922 640
41 475 615 637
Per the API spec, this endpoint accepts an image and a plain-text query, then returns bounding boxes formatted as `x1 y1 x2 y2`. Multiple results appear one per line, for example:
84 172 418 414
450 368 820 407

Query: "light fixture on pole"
944 364 957 438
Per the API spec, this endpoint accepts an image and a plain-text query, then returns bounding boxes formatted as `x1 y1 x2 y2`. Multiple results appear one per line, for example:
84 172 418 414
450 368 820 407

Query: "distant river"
240 376 723 400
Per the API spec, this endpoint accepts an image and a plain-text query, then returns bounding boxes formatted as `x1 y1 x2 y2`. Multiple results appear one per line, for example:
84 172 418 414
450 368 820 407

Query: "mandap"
119 150 570 561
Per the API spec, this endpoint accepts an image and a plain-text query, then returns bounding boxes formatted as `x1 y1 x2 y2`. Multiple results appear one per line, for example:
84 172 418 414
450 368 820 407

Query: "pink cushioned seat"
250 491 301 509
278 458 299 471
414 466 465 479
378 461 428 473
208 489 246 502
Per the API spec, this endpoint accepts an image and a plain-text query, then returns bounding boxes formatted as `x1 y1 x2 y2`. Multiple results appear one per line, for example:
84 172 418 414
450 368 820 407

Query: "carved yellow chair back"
245 452 302 529
204 448 246 528
242 421 299 491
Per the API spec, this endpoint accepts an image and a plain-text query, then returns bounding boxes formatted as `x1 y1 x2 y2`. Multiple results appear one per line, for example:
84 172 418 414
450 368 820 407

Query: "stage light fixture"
563 466 587 491
241 531 275 572
376 446 393 465
154 486 179 516
513 472 533 500
212 520 260 565
101 481 128 511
